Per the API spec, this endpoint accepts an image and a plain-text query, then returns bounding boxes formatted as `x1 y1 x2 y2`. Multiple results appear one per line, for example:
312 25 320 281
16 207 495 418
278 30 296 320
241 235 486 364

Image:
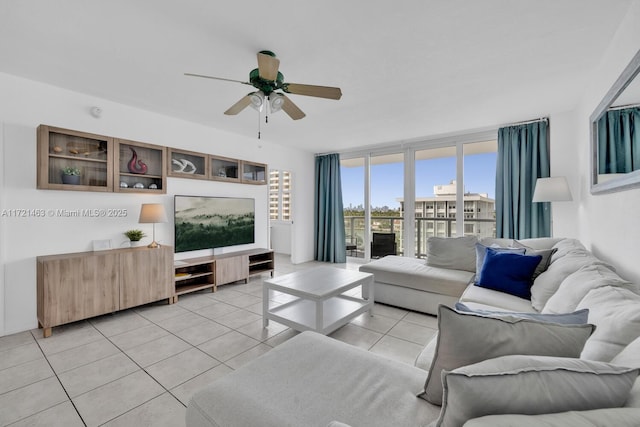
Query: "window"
269 170 292 221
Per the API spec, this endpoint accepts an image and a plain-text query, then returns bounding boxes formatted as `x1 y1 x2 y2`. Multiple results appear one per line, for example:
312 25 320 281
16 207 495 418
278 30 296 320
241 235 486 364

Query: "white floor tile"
197 331 261 362
8 401 85 427
72 370 164 427
0 358 54 395
102 392 186 427
145 347 219 389
170 364 234 406
46 339 121 374
58 353 140 397
0 377 68 426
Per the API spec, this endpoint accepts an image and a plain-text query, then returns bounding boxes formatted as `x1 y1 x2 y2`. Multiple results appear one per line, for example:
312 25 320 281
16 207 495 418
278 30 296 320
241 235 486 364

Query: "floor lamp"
532 176 573 236
138 203 168 248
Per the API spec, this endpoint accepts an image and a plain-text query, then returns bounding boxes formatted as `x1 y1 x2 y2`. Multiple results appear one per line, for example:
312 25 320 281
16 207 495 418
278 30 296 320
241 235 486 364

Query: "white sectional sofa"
186 237 640 427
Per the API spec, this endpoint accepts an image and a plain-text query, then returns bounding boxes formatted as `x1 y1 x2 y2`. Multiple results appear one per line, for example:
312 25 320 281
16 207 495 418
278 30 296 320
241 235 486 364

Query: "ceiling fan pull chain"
257 108 261 139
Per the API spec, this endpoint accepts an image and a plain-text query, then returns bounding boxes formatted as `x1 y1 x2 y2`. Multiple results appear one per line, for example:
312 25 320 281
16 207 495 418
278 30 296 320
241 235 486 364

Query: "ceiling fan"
185 50 342 121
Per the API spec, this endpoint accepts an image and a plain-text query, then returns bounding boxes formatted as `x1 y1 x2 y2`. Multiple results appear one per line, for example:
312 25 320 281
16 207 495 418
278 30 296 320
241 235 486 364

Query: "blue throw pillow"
474 243 526 273
475 248 542 299
454 302 589 325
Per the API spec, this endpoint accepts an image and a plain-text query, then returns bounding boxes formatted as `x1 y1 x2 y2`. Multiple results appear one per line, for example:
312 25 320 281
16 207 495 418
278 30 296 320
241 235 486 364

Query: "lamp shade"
532 177 573 202
138 203 168 223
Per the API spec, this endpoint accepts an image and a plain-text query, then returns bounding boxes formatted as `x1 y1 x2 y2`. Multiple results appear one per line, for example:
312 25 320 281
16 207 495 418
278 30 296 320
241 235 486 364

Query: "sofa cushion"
612 336 640 409
359 255 473 297
512 240 557 279
474 243 525 275
549 238 588 263
419 305 595 406
543 264 635 314
426 236 478 273
436 355 639 427
459 285 537 313
454 303 589 324
578 286 640 362
474 249 542 299
461 408 640 427
186 331 441 427
530 250 610 311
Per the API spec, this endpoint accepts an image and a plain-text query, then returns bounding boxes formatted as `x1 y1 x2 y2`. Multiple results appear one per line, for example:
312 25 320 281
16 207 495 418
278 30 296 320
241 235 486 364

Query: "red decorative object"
127 147 148 174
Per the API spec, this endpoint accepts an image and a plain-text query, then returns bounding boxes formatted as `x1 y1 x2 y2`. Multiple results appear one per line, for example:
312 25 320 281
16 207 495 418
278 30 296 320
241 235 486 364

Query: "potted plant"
124 229 146 247
61 166 81 185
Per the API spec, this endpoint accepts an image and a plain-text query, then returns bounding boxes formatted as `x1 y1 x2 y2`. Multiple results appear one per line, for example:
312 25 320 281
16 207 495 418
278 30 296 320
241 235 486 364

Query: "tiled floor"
0 254 438 426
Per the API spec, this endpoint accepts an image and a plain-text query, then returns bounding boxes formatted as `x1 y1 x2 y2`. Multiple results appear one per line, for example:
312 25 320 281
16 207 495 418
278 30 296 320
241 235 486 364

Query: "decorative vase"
130 240 144 247
61 174 81 185
127 147 148 174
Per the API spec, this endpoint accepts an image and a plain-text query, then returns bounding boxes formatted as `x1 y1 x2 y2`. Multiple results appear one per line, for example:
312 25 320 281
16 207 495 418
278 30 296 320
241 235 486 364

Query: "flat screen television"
174 195 255 253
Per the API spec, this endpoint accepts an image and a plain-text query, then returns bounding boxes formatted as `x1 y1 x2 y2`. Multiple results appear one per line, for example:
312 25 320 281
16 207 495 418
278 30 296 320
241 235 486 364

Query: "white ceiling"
0 1 633 153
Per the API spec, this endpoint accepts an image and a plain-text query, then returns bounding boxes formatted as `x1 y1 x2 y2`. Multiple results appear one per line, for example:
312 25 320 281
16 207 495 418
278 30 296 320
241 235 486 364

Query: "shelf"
37 125 114 192
210 155 240 182
168 148 209 180
37 124 267 193
175 282 215 295
114 139 166 193
175 271 212 282
267 296 370 334
241 161 267 185
48 154 107 163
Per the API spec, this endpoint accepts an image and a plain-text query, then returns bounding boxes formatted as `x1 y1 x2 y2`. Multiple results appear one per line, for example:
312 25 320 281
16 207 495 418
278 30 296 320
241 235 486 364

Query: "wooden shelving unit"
241 161 267 184
37 246 174 337
173 256 216 301
173 248 274 301
37 124 268 192
168 148 209 180
249 250 275 277
37 125 114 192
114 139 167 193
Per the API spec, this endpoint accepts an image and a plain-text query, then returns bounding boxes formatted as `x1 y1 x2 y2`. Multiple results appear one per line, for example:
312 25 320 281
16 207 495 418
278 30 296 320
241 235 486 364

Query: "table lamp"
138 203 168 248
532 176 573 236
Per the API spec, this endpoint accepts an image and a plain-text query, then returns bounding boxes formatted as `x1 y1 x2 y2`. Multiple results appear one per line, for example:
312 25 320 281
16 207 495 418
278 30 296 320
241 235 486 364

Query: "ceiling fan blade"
281 95 306 120
257 52 280 81
224 95 253 115
184 73 251 86
283 83 342 100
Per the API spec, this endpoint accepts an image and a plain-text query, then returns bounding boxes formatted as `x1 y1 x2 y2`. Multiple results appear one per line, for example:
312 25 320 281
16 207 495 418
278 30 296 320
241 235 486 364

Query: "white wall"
0 73 315 336
551 1 640 284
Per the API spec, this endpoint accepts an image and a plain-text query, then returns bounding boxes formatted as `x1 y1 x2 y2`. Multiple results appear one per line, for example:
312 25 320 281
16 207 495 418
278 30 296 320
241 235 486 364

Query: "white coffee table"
262 266 374 335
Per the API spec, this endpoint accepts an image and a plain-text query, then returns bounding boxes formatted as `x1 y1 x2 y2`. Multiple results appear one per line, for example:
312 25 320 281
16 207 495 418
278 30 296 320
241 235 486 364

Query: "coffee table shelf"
263 266 374 335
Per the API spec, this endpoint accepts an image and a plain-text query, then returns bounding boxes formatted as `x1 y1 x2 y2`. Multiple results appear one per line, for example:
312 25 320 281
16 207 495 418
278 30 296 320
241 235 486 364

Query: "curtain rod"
501 117 549 128
607 103 640 111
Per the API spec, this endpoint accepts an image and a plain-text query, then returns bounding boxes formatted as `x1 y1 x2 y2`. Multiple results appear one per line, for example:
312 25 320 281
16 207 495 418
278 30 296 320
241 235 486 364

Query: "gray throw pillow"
435 355 639 427
474 243 525 275
513 240 557 279
454 302 589 324
419 305 595 406
426 236 478 273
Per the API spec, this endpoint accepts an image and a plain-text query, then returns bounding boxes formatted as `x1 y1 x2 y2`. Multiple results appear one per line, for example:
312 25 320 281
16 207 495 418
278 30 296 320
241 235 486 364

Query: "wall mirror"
590 48 640 194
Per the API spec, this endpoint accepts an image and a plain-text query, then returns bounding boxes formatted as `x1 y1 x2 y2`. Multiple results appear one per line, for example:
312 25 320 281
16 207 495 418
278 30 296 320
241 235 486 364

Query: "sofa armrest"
462 408 640 427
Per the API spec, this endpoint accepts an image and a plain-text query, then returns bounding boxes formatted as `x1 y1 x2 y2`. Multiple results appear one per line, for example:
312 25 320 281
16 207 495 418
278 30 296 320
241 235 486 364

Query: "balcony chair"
371 232 397 258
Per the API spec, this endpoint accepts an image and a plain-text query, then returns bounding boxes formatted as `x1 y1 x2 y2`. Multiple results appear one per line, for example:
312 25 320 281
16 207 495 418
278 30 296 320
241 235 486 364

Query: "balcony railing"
344 215 496 259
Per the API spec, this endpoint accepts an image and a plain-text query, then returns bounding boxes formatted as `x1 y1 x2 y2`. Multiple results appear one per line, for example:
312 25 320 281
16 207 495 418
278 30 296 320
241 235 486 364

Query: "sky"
341 152 497 209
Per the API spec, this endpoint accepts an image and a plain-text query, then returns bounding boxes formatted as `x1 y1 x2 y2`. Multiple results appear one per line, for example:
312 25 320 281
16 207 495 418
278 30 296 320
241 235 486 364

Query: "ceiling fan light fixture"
249 91 265 111
269 93 285 113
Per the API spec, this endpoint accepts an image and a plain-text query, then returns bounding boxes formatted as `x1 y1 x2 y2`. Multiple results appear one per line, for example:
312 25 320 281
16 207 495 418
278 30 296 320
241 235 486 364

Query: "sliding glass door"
340 133 497 260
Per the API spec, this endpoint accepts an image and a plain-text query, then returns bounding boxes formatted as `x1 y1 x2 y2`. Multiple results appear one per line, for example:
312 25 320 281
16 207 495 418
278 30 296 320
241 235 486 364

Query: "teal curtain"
314 153 346 263
496 120 550 239
597 107 640 174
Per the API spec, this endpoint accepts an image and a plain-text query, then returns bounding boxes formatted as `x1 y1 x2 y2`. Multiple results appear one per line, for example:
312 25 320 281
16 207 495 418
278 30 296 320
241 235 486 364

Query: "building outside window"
269 170 292 221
